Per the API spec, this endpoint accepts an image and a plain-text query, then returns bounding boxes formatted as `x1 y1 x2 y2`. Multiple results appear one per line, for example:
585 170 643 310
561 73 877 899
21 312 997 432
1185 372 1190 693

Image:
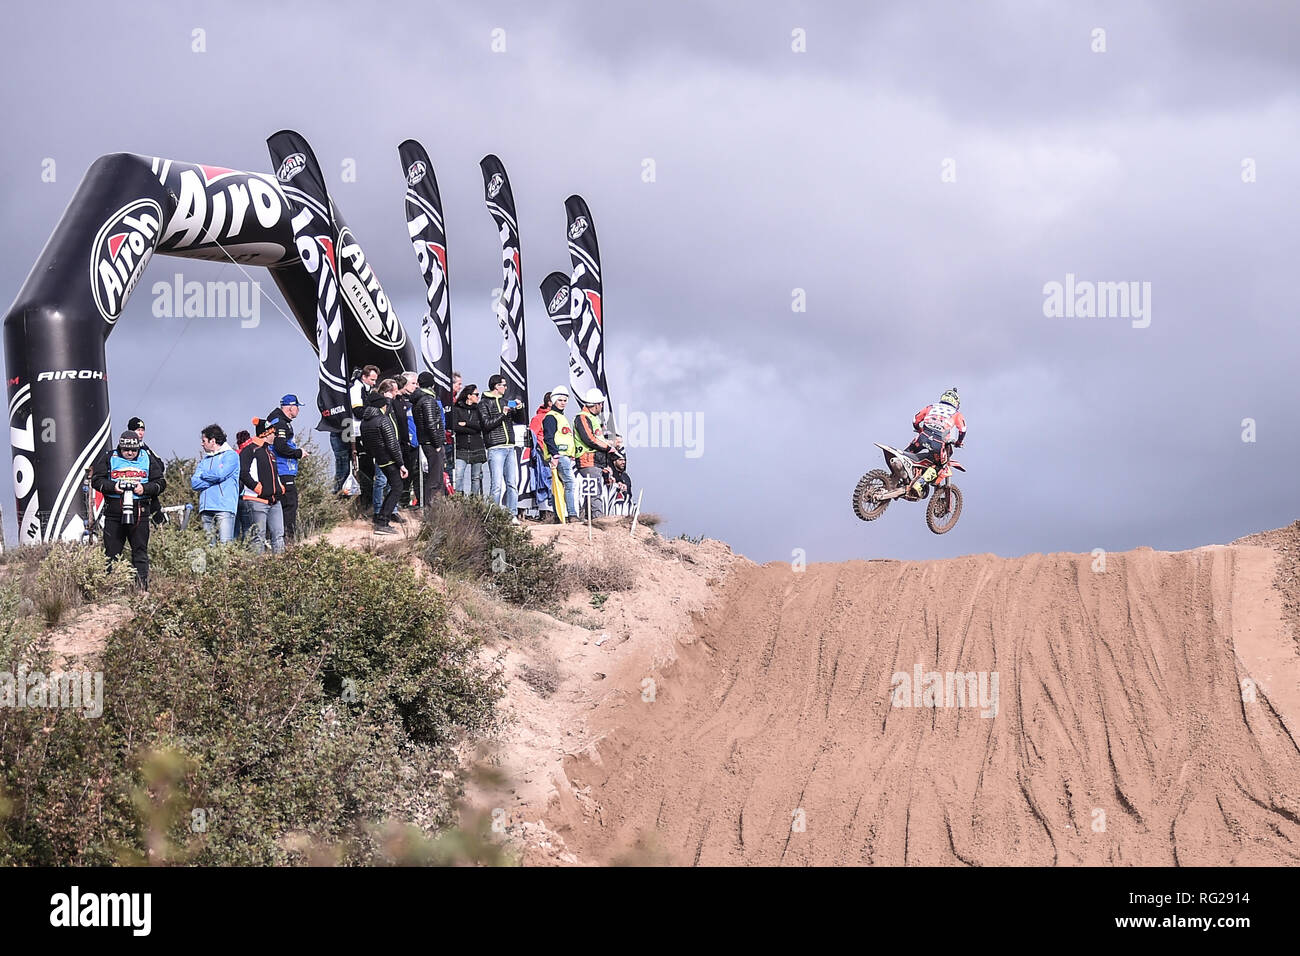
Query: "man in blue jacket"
265 394 305 541
191 424 240 543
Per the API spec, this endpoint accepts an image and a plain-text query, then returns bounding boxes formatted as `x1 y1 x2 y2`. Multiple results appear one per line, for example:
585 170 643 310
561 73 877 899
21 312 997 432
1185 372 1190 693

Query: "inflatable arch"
4 137 415 545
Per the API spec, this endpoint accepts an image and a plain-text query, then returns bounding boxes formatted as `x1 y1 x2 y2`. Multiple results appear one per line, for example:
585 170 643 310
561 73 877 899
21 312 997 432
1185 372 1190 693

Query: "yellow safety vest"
543 410 574 460
573 409 604 457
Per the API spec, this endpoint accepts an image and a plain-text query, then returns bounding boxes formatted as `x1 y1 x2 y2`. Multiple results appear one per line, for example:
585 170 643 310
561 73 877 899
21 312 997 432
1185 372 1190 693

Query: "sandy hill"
484 523 1300 866
34 517 1300 866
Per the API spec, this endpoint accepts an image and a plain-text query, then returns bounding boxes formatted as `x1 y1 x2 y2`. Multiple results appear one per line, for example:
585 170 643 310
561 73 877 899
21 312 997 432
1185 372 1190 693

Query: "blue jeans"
487 446 519 513
373 467 387 515
532 455 553 512
454 458 484 498
201 510 235 544
234 498 253 540
554 455 578 517
329 431 350 493
247 499 285 555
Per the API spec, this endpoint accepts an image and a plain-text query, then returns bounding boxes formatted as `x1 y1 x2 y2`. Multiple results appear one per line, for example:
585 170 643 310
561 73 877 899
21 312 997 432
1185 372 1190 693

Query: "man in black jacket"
359 379 407 533
91 431 166 587
480 373 529 517
348 364 380 513
392 373 421 507
609 453 632 505
412 372 447 505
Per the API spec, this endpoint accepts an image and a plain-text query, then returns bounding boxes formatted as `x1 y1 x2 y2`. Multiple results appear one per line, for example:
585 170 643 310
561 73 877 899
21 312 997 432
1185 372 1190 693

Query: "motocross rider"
906 388 965 497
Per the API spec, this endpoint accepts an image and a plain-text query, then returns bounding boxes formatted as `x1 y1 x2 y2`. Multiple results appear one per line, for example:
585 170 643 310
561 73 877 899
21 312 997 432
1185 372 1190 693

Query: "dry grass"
564 547 637 594
420 498 490 577
29 543 137 628
518 649 561 698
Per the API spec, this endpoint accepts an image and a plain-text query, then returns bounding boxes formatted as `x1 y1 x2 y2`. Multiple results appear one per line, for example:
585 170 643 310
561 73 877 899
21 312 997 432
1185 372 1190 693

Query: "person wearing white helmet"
905 387 966 497
573 387 614 518
541 386 578 520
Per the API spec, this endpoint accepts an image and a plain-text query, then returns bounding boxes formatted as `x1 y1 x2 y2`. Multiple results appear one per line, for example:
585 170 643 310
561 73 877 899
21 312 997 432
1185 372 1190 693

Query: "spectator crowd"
92 367 632 585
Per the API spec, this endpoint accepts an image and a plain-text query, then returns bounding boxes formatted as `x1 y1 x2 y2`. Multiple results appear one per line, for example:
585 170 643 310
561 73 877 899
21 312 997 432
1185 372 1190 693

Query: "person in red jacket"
906 388 966 497
528 391 554 519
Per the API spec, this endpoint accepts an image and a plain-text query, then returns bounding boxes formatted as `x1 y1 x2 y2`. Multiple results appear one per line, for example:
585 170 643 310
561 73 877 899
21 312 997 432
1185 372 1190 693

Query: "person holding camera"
90 431 166 587
479 373 529 519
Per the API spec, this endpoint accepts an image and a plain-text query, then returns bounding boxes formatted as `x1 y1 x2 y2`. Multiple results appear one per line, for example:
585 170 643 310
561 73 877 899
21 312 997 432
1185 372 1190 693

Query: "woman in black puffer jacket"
359 383 406 529
451 385 487 499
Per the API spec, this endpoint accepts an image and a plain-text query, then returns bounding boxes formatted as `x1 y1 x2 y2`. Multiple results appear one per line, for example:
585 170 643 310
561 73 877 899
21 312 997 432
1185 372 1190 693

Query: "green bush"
0 542 503 865
418 495 567 608
158 454 197 511
294 436 350 538
147 521 244 585
0 578 40 655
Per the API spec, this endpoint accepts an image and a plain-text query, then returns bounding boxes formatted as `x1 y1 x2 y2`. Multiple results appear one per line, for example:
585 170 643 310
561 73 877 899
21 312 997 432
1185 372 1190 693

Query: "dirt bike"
852 441 965 534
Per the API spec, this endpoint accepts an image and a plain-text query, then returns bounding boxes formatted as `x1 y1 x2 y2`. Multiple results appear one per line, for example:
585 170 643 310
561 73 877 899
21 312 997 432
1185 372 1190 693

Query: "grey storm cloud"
1 0 1297 562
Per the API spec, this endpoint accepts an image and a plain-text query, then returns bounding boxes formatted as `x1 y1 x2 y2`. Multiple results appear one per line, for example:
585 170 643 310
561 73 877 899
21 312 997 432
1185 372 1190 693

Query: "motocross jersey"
914 404 966 444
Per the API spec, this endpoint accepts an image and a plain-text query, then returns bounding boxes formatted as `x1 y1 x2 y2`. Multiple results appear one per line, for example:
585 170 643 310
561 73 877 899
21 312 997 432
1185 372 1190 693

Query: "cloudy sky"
2 0 1297 562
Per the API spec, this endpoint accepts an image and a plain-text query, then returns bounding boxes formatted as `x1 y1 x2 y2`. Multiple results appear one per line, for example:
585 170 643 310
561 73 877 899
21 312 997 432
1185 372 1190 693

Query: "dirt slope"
552 540 1300 865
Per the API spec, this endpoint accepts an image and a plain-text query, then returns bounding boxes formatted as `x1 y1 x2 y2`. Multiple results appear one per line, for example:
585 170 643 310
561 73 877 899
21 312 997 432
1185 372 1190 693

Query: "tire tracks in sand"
564 543 1300 865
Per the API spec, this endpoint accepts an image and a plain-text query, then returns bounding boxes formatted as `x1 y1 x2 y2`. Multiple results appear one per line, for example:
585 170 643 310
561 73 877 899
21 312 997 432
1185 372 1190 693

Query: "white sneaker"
511 516 521 525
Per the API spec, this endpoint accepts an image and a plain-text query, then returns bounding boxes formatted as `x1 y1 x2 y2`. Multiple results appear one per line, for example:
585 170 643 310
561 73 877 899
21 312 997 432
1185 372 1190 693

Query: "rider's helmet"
939 387 960 409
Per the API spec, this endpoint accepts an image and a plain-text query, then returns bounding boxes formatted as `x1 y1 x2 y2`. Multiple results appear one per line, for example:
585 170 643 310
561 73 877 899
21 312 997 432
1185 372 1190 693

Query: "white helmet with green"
940 387 960 409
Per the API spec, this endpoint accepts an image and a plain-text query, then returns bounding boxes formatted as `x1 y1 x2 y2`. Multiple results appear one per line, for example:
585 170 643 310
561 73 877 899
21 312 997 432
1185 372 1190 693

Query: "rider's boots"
910 465 938 497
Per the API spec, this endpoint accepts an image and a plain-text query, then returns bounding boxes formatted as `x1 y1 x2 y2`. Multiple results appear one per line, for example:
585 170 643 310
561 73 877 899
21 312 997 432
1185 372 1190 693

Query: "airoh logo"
276 152 307 183
92 199 162 322
486 173 504 198
37 370 105 381
406 161 426 187
568 216 589 240
337 227 406 350
548 286 570 313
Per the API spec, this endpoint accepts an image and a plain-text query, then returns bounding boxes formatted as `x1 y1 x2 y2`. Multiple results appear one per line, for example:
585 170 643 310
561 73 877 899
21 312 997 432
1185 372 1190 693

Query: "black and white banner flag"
267 131 350 429
480 154 532 507
564 195 610 417
399 139 454 404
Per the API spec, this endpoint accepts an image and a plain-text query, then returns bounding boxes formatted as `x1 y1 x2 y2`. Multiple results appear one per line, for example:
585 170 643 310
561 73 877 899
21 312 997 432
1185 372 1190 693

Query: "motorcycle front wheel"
926 483 963 534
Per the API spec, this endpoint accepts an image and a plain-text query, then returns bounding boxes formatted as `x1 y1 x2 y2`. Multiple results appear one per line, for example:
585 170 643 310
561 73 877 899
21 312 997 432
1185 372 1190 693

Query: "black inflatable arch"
3 150 414 544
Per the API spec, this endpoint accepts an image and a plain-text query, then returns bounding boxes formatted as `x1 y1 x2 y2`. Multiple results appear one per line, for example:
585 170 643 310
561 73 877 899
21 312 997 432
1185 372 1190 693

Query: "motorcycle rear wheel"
853 469 892 521
926 483 963 534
